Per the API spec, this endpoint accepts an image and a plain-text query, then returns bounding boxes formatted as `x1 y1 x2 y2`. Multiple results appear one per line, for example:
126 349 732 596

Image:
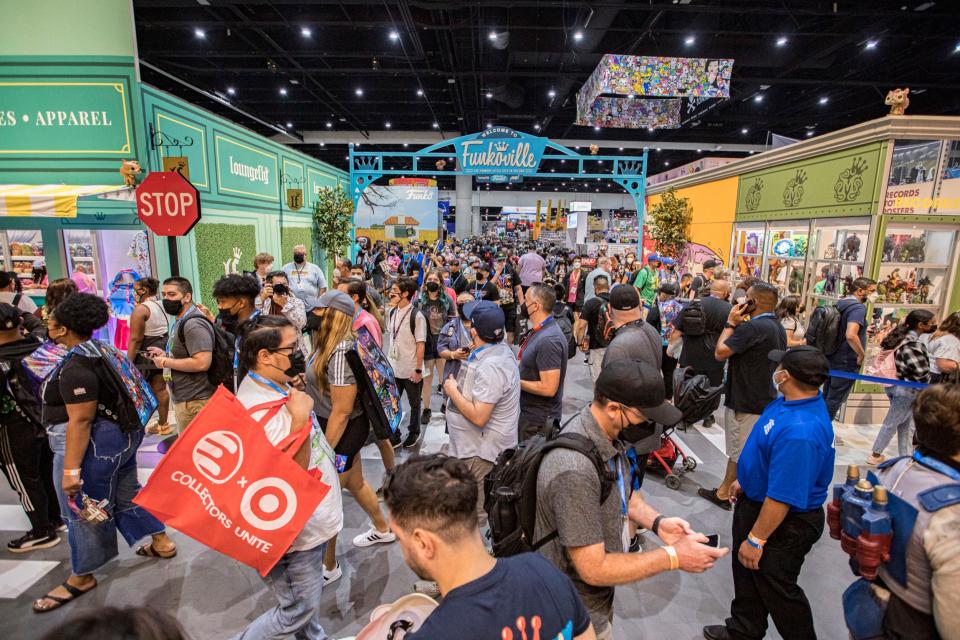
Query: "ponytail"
881 309 934 350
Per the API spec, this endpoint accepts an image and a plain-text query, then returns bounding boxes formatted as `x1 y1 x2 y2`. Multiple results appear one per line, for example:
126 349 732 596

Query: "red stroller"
647 367 723 490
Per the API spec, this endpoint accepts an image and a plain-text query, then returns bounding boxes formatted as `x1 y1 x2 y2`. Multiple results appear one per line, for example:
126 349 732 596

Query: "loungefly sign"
454 127 547 177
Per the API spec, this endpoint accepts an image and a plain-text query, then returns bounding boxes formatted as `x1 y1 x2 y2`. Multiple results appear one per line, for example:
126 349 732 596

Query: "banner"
453 127 547 179
354 185 439 245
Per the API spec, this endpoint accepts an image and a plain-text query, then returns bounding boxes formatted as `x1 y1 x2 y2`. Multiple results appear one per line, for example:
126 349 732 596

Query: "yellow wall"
647 176 738 267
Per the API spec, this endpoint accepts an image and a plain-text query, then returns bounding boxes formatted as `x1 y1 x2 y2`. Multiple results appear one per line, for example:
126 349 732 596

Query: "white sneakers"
323 562 342 587
352 526 396 548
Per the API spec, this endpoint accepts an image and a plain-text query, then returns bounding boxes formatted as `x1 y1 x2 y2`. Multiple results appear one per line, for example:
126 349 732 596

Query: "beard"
405 552 433 581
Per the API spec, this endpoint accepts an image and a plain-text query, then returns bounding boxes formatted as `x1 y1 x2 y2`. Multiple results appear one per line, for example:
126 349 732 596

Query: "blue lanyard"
609 457 628 516
354 307 362 323
467 343 494 362
913 451 960 482
458 319 471 346
233 310 262 372
246 371 289 397
751 312 776 321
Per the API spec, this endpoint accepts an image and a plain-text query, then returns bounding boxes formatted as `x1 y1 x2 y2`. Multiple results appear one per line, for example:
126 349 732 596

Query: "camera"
272 283 289 296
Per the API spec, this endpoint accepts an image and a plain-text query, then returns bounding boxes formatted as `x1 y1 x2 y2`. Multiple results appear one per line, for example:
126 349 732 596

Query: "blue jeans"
871 386 917 457
824 358 858 421
48 418 165 575
232 543 329 640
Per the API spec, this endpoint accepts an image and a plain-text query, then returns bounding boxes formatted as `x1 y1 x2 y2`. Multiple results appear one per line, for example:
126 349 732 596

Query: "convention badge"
163 367 172 383
388 344 399 361
622 516 631 553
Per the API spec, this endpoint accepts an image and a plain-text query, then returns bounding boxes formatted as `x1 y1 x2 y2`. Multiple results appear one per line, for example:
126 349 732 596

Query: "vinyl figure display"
107 269 142 350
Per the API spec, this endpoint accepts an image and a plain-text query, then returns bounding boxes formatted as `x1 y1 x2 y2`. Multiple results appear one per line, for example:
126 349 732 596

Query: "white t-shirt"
781 315 805 341
925 333 960 375
235 376 343 553
386 303 427 379
0 291 38 313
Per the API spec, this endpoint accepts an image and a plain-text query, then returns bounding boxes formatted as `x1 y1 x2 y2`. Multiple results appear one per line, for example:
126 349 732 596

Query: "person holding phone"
704 346 834 640
700 283 786 511
259 271 307 355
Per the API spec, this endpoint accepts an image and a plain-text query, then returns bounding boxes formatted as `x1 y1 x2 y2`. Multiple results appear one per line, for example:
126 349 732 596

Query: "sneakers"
352 526 396 548
420 409 432 425
414 580 441 598
402 430 423 449
697 487 732 511
7 529 60 553
440 402 446 415
323 562 342 587
390 431 403 450
865 453 886 466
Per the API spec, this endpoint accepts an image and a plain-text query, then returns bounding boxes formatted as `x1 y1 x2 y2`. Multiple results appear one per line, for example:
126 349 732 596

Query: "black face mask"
219 309 239 332
305 312 322 333
293 253 306 264
162 299 184 316
426 281 441 293
619 419 658 444
279 350 306 377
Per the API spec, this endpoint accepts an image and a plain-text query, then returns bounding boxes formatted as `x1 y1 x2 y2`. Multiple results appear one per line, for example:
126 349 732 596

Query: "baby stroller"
647 367 723 490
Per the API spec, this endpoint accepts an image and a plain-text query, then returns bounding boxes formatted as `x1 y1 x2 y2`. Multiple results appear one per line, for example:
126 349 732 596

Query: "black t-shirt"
724 313 787 414
451 272 468 294
407 553 591 640
579 292 610 349
672 295 731 373
466 279 500 302
42 355 113 425
493 268 519 308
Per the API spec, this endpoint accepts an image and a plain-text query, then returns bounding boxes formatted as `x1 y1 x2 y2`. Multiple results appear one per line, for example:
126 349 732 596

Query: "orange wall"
647 176 738 266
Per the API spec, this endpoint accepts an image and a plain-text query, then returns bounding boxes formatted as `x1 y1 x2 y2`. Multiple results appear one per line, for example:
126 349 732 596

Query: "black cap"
768 346 830 387
0 303 21 331
609 284 641 311
658 282 678 295
703 259 721 270
596 360 683 426
463 301 505 342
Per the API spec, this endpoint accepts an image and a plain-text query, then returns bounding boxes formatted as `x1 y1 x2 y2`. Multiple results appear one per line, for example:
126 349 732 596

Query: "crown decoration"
355 157 379 172
493 141 510 152
619 160 643 175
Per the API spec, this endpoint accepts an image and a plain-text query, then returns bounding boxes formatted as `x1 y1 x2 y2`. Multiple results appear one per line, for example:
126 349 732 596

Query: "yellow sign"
162 156 190 181
286 188 304 211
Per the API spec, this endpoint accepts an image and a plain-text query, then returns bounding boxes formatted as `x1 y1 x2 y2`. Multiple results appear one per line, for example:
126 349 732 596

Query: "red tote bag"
134 386 331 576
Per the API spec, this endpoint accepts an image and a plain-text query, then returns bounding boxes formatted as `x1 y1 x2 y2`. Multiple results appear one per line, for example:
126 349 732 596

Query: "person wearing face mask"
567 257 587 322
126 277 171 435
703 346 833 640
282 244 327 302
448 259 468 295
866 310 935 466
232 316 343 639
416 270 457 426
304 291 395 585
493 252 522 344
147 277 213 432
468 264 500 303
386 277 428 448
535 359 726 640
822 277 878 422
213 273 264 388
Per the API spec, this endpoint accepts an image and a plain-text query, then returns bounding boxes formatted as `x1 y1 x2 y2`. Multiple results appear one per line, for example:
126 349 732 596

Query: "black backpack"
177 314 235 392
680 299 707 337
805 304 843 355
484 419 613 557
595 299 616 348
551 309 577 359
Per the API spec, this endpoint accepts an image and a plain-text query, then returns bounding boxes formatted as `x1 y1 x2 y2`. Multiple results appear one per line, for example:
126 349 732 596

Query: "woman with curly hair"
34 293 175 613
40 278 78 321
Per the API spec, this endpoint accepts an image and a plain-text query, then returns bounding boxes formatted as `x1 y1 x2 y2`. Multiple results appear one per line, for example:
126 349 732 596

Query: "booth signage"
453 127 546 178
136 171 202 236
286 188 304 211
0 81 132 154
214 135 279 201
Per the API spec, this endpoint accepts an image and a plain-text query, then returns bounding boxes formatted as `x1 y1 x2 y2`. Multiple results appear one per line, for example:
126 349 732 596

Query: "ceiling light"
385 122 391 129
301 27 312 37
485 91 493 99
806 130 815 137
486 122 492 129
548 89 556 98
593 126 601 131
741 127 749 134
355 88 364 96
665 161 670 166
865 40 878 49
955 42 960 52
754 94 764 103
389 30 399 41
432 122 439 129
279 87 288 96
286 121 293 128
488 31 497 41
226 87 236 95
533 123 541 131
561 159 566 164
325 121 332 128
684 35 695 46
194 28 206 39
573 31 584 42
776 36 788 47
416 88 424 96
403 143 408 147
819 96 829 105
656 147 661 151
320 142 325 147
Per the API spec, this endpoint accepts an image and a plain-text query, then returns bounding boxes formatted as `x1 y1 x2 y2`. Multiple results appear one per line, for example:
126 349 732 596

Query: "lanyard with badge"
233 310 261 388
610 457 631 552
517 315 554 362
389 305 413 361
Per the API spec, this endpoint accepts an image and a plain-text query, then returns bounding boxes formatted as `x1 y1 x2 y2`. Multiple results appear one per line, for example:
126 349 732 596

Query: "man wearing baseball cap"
704 346 834 640
632 252 661 307
442 301 520 521
536 359 727 639
689 258 721 300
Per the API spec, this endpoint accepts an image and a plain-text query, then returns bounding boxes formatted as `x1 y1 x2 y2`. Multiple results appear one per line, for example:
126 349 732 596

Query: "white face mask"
772 369 787 396
573 262 581 269
866 292 880 304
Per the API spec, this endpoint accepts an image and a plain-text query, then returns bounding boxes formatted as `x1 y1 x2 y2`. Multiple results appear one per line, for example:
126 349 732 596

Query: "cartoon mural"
354 185 440 245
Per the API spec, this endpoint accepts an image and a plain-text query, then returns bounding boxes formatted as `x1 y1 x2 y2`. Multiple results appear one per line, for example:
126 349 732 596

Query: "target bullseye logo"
192 430 244 484
240 478 298 531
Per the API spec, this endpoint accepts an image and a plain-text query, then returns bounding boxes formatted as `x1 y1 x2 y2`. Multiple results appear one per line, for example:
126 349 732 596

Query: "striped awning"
0 184 132 218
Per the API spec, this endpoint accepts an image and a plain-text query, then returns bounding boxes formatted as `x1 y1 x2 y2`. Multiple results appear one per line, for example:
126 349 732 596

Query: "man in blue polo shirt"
704 346 835 640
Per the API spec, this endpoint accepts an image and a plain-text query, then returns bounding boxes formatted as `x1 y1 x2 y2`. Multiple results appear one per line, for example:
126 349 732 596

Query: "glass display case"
764 223 810 297
731 224 764 280
63 229 101 294
803 218 871 312
1 229 45 288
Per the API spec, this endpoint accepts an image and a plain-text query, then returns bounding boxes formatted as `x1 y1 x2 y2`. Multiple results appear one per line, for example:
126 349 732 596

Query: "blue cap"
463 301 505 343
660 256 675 266
647 252 661 263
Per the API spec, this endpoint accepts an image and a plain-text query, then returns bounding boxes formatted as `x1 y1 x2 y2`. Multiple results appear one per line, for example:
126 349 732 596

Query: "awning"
0 184 133 218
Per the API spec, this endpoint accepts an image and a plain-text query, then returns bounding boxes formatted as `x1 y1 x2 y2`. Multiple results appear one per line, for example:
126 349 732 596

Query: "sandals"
136 542 177 559
33 579 97 613
146 423 173 436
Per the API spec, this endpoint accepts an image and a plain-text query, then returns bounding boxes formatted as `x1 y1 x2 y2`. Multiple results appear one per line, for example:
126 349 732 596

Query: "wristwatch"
724 322 736 329
414 368 422 374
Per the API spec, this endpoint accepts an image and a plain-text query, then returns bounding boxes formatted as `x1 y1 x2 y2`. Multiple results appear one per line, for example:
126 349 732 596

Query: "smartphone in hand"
702 534 720 548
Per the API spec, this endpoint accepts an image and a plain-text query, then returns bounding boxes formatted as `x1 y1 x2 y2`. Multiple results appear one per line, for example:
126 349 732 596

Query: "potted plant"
312 183 354 282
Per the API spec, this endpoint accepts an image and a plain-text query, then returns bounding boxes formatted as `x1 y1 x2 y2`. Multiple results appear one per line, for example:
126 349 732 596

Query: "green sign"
307 166 341 208
735 142 884 221
0 81 132 154
156 111 209 188
214 134 278 201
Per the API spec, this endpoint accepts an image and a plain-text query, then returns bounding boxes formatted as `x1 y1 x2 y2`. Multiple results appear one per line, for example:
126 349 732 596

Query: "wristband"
663 545 679 570
652 514 664 537
63 468 81 477
747 532 766 549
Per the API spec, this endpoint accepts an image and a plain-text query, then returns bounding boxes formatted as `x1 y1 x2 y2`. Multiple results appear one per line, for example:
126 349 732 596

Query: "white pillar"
455 174 473 239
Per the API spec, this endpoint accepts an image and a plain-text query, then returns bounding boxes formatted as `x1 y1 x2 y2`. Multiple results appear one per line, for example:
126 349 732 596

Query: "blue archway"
348 127 648 249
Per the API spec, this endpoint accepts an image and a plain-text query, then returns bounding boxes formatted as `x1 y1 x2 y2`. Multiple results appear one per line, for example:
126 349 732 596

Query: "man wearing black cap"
689 258 721 300
645 281 684 398
704 346 834 640
536 360 728 640
465 263 500 303
442 301 520 521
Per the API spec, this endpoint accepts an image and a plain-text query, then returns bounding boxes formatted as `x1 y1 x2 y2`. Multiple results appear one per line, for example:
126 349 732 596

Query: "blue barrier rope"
828 369 929 390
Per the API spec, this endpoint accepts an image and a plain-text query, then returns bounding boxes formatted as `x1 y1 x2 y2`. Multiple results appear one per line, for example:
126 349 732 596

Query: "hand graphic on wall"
223 247 242 275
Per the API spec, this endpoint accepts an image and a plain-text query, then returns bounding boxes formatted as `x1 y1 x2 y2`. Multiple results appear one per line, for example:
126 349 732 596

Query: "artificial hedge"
281 225 314 264
193 222 257 304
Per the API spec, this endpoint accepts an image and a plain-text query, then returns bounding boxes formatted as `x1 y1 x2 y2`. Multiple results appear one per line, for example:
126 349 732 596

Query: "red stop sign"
136 171 202 236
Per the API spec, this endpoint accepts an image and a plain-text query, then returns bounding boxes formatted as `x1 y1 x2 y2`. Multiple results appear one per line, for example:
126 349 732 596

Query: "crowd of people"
0 234 958 640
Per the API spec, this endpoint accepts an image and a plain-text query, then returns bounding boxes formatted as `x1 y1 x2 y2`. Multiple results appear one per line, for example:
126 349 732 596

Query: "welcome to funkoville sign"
454 127 547 179
0 82 132 154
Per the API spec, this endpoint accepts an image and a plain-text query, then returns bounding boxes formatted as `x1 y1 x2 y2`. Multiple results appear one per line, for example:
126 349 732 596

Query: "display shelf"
873 303 941 310
876 262 946 269
10 255 44 260
70 256 95 261
811 258 864 266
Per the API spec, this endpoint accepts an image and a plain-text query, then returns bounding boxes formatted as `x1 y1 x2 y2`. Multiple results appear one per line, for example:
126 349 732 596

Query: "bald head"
710 279 731 300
